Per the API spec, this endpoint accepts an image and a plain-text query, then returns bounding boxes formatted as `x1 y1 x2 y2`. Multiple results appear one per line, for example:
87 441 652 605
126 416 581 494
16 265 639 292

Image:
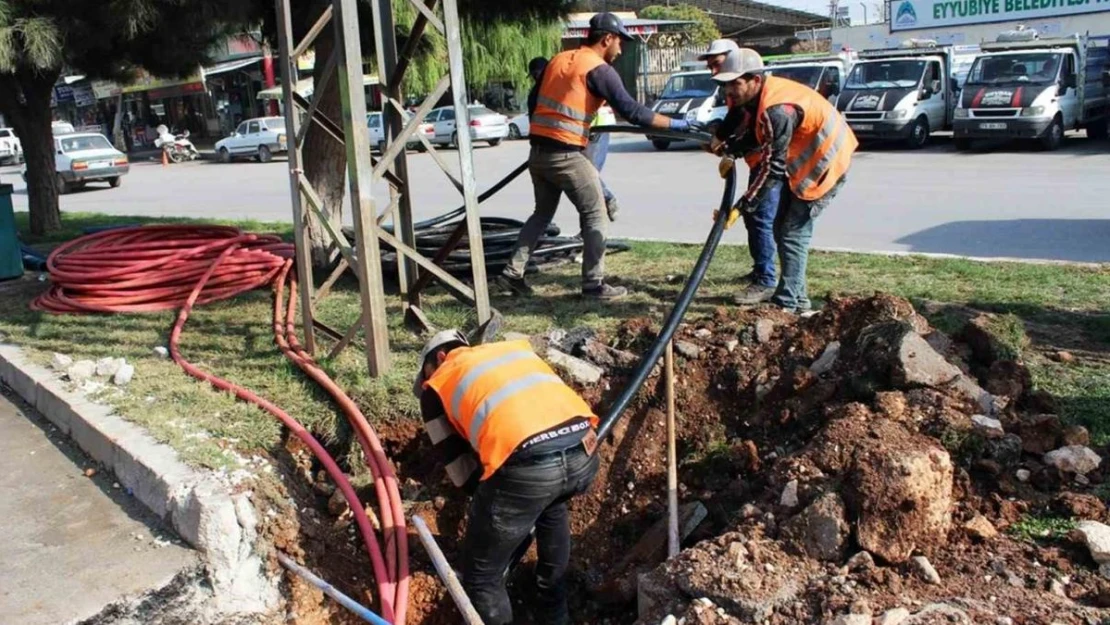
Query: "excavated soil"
259 294 1110 624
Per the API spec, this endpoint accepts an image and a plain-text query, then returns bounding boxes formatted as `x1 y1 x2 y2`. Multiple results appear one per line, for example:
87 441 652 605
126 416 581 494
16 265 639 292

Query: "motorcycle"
154 125 200 163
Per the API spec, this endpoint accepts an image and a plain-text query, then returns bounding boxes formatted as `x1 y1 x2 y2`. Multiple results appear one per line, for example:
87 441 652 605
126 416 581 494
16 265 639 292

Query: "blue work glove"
669 119 690 132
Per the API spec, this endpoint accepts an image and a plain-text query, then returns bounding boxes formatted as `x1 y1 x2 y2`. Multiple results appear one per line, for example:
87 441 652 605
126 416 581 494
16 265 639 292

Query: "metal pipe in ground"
276 553 391 625
412 515 485 625
665 340 679 559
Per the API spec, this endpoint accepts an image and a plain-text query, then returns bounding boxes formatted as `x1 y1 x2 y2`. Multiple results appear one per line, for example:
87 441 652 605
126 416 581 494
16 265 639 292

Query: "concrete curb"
0 342 278 620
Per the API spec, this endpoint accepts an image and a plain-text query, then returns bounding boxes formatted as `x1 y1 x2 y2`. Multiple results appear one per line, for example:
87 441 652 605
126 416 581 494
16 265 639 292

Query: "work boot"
733 284 776 305
582 282 628 300
605 196 620 222
737 270 755 285
495 274 533 297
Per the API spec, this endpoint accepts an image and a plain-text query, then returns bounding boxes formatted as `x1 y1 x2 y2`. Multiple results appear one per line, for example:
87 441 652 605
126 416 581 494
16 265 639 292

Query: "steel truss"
275 0 492 377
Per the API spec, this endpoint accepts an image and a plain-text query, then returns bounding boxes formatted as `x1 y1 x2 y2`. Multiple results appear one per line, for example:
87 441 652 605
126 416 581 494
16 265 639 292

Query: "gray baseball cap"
697 38 740 60
711 48 765 83
412 329 469 397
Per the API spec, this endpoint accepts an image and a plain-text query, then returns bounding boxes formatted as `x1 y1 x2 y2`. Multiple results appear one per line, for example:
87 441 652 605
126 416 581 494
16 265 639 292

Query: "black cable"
595 165 737 443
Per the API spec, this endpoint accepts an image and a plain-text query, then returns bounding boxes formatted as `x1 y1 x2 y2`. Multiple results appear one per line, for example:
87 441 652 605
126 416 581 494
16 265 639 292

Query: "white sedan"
426 105 509 148
215 117 288 163
29 132 130 194
0 128 22 165
508 113 529 140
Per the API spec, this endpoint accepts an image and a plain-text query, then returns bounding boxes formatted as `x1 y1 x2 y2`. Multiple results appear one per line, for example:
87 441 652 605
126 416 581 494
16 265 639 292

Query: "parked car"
426 105 509 147
367 111 433 153
51 121 75 136
215 117 288 163
24 132 129 194
0 128 22 165
508 113 529 139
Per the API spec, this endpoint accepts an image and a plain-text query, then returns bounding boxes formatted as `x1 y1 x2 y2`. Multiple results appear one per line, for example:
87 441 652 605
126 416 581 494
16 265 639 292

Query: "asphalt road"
5 134 1109 262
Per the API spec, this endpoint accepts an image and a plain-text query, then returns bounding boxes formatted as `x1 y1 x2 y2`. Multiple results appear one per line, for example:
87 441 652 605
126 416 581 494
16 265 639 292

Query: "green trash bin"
0 183 23 280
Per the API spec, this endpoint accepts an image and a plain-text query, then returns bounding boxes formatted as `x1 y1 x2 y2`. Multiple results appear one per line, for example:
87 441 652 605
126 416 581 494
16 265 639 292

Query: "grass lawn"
4 211 1109 471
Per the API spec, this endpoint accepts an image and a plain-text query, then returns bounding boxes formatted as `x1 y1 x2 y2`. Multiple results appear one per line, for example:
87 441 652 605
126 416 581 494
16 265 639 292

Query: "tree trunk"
302 29 348 268
0 70 62 235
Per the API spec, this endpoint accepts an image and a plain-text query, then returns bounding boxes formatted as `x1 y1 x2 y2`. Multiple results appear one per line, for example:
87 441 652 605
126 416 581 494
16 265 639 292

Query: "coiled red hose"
31 226 410 623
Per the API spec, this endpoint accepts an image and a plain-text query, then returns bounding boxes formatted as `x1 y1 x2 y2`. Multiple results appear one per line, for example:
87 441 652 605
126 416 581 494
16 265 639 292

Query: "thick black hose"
595 166 737 443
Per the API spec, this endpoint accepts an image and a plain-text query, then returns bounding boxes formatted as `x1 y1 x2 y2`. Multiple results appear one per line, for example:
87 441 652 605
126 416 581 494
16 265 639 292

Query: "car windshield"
59 135 113 152
661 73 716 99
846 60 925 89
0 129 11 138
769 65 823 88
965 53 1061 85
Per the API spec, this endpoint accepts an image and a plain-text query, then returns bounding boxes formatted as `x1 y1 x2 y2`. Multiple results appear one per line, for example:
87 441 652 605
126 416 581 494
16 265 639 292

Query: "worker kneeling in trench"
413 330 601 625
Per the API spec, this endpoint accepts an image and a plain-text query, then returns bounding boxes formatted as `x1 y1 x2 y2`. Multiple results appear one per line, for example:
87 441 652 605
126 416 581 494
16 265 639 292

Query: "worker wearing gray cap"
414 329 600 625
698 38 741 75
499 12 690 302
710 48 856 313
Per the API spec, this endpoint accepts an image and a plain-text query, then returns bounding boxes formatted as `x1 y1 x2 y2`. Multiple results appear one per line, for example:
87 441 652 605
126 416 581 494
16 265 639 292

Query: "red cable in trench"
31 226 410 623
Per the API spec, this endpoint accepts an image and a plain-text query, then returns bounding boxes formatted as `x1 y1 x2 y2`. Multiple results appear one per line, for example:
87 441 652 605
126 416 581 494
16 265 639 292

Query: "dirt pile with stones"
262 294 1110 624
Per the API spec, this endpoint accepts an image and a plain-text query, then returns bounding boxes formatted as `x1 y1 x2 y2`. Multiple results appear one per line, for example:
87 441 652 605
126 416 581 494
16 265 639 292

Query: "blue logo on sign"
895 1 918 27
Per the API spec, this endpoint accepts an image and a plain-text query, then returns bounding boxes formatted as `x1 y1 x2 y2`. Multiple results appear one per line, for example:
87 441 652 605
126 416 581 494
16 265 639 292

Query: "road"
4 134 1109 262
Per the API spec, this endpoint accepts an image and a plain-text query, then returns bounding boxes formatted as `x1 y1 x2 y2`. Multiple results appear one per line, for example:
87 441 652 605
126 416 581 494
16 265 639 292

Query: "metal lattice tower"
274 0 492 377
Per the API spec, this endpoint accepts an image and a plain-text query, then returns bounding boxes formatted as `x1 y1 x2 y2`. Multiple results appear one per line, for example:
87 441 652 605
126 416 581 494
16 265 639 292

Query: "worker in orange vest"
709 48 856 313
413 329 600 625
498 12 690 302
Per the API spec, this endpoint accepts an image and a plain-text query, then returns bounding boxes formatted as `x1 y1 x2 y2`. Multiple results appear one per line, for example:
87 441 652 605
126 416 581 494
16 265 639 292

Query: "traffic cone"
161 149 168 167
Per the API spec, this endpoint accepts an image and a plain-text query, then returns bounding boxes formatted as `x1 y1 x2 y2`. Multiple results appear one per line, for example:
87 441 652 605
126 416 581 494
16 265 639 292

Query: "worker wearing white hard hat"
698 38 741 75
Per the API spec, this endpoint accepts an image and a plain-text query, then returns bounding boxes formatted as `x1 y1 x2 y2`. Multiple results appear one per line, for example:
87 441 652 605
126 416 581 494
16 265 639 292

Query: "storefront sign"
53 84 75 104
563 23 659 39
147 81 206 100
121 68 203 94
72 83 96 107
92 80 122 100
890 0 1110 31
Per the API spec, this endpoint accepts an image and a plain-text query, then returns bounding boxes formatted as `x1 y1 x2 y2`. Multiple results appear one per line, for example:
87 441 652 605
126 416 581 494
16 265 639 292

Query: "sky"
763 0 882 26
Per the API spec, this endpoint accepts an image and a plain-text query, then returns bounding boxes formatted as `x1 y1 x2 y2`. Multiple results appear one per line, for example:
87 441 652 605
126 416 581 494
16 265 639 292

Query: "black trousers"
461 445 599 625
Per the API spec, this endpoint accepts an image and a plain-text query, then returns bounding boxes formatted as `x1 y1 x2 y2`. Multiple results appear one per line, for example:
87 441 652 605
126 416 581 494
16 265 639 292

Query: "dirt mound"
263 294 1110 624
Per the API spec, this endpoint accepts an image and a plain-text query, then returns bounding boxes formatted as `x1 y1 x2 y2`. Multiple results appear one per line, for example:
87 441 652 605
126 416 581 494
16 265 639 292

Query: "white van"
648 69 724 150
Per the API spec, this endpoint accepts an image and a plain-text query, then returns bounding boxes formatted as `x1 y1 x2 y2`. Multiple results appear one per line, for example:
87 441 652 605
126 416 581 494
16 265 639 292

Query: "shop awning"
203 56 262 77
257 74 379 100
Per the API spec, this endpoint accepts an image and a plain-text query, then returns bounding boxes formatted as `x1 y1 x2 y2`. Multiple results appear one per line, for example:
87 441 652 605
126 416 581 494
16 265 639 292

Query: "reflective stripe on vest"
425 341 599 479
592 106 616 127
754 76 857 201
531 48 606 148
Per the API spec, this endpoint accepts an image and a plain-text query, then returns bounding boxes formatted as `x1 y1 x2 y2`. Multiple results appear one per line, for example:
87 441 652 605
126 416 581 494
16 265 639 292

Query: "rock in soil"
877 607 911 625
327 488 349 517
95 357 126 377
1072 521 1110 564
809 341 840 376
838 419 954 564
857 321 962 388
779 480 799 508
1054 492 1107 520
66 360 96 383
755 319 775 344
830 614 870 625
675 341 701 360
971 414 1004 439
964 515 998 541
1017 414 1064 455
1062 424 1091 447
1043 446 1102 476
546 348 604 385
910 555 941 585
903 603 970 624
113 363 135 386
781 492 849 562
51 353 73 370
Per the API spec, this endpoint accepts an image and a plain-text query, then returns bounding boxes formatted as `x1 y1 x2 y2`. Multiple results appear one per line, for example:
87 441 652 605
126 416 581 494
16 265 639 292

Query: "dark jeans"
507 147 608 288
771 174 847 312
743 173 782 288
462 446 599 625
585 132 614 202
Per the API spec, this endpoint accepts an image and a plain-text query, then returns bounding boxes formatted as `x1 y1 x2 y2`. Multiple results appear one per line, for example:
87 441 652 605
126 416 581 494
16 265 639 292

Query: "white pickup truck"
953 31 1110 151
837 42 961 149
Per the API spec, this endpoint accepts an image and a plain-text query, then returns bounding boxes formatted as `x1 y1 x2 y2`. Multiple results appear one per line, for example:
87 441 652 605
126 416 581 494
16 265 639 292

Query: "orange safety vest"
531 48 607 148
424 341 598 480
754 75 856 201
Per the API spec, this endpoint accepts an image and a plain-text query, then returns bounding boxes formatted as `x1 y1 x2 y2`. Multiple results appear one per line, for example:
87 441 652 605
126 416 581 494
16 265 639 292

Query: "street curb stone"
0 342 278 618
